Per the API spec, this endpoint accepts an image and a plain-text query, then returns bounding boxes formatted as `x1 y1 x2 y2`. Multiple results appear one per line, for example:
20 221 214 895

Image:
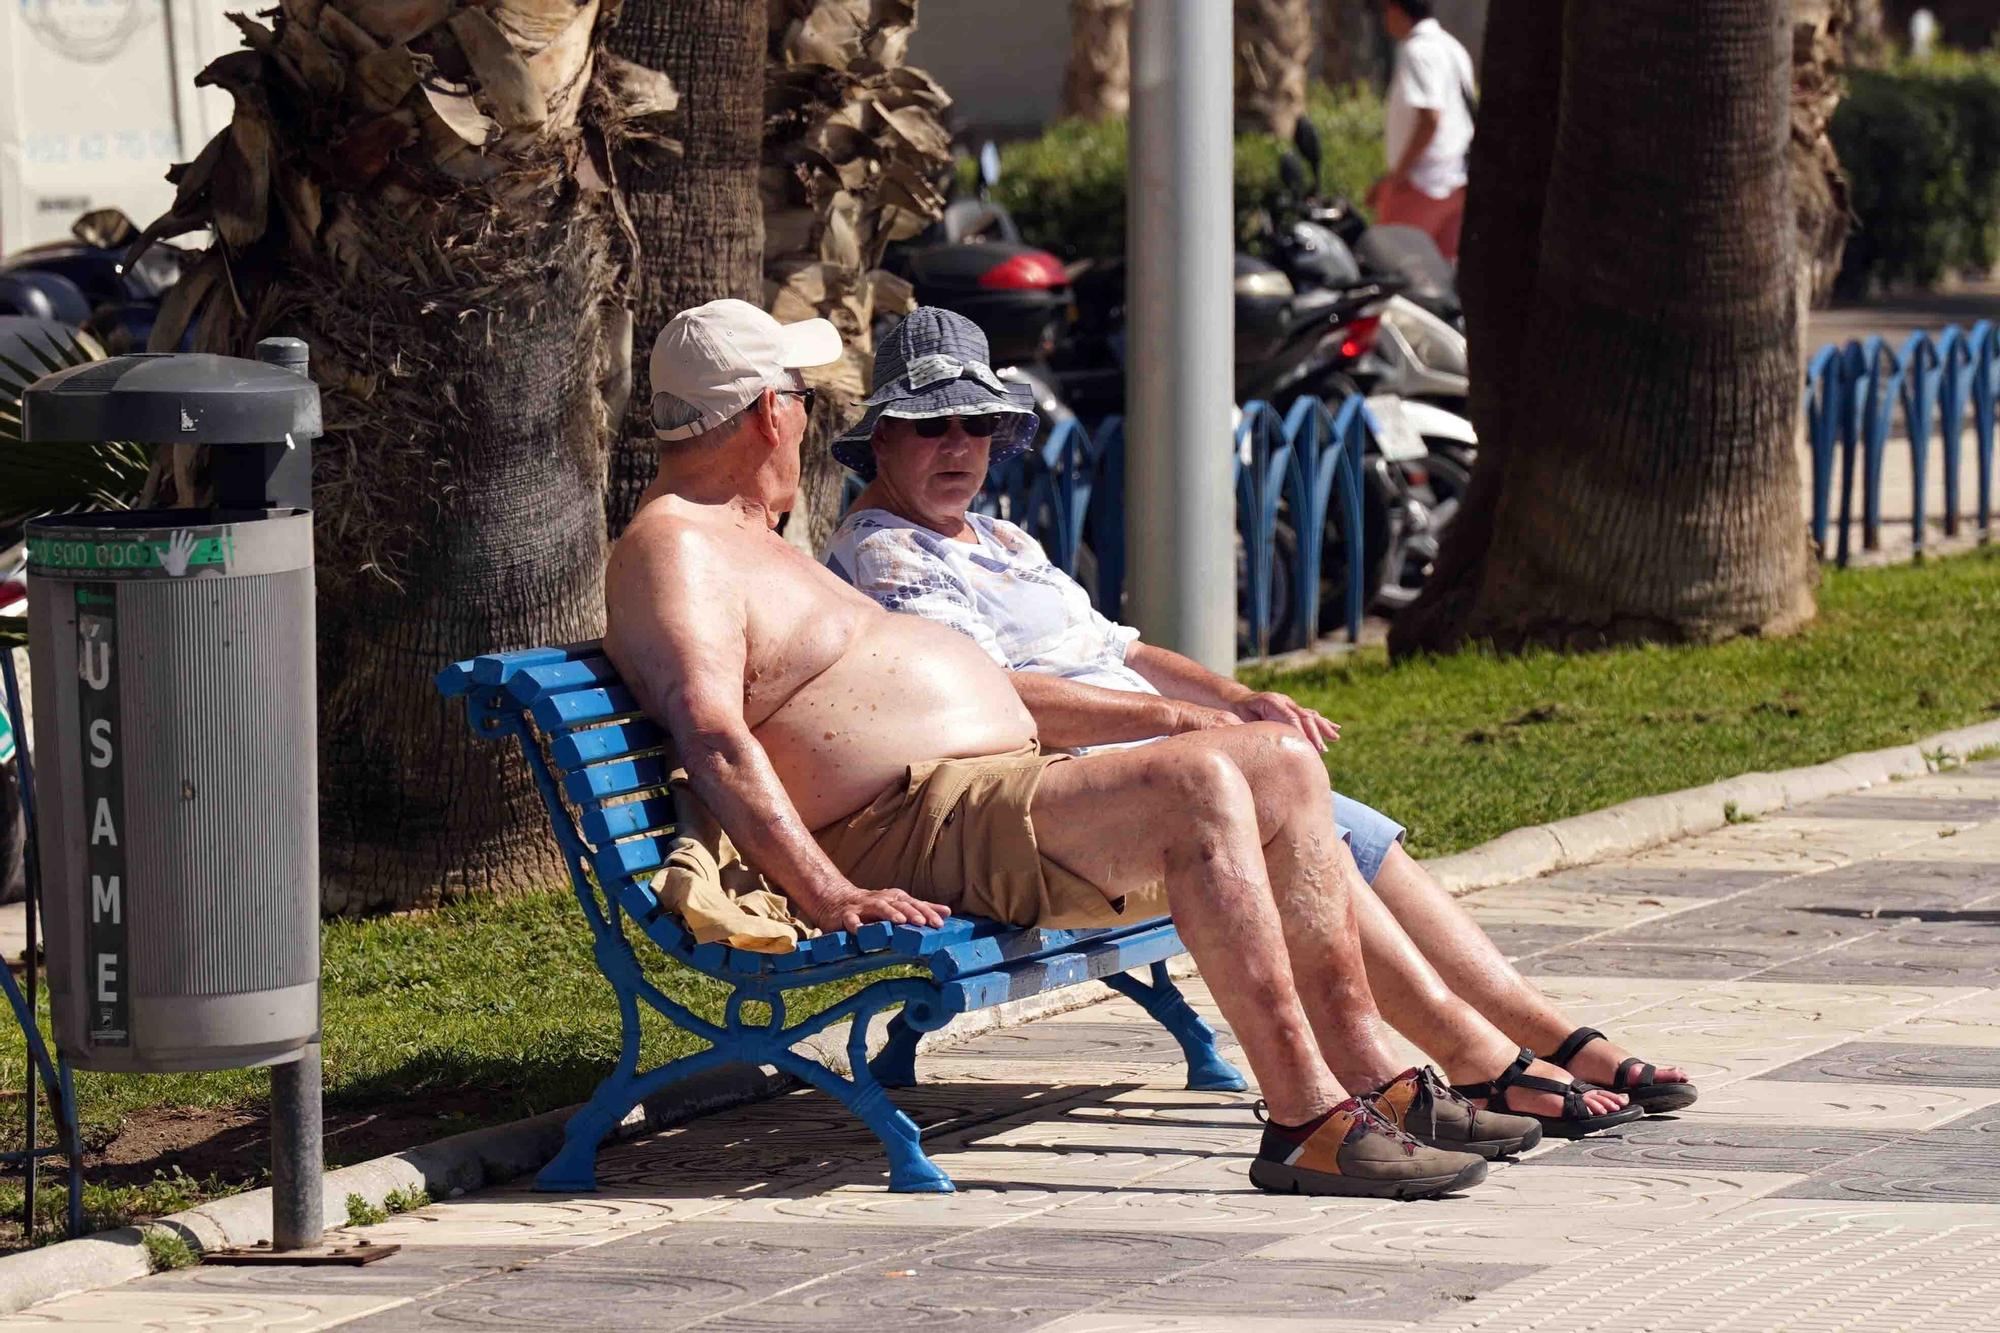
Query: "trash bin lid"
21 352 321 445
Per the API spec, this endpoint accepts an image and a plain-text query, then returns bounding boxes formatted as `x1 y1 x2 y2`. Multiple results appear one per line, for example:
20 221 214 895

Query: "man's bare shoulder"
613 495 762 577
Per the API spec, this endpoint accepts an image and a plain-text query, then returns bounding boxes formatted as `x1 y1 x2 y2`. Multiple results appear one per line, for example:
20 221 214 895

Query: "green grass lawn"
1251 546 2000 857
1 546 1996 1243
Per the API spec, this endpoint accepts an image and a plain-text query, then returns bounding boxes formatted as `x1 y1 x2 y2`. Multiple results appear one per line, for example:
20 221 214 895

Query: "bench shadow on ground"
526 1078 1297 1204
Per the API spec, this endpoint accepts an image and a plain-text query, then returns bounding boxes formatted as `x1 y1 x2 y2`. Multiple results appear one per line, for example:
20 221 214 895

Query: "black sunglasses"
911 415 1001 439
776 387 817 417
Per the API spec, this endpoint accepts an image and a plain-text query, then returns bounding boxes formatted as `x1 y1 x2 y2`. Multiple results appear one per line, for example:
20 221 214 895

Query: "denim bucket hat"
832 307 1040 477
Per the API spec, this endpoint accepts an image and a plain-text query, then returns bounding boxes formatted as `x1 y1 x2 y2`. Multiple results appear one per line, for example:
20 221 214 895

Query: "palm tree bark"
140 0 675 911
1062 0 1131 122
1391 0 1816 657
1235 0 1313 138
1319 0 1382 90
604 0 765 535
763 0 951 555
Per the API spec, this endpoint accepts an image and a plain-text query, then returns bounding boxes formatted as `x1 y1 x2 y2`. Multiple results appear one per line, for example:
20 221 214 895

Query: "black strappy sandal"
1450 1047 1645 1140
1550 1027 1699 1114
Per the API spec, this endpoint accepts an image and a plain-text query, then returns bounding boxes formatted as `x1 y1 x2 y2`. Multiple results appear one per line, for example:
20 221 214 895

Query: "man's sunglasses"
776 387 818 416
909 415 1001 439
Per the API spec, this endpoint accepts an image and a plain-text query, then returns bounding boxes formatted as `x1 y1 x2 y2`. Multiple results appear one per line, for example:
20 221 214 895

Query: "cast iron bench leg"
867 1013 925 1089
1102 962 1248 1092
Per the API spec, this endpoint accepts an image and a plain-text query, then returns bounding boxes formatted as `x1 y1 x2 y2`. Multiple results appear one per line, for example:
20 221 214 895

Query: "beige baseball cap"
648 299 843 441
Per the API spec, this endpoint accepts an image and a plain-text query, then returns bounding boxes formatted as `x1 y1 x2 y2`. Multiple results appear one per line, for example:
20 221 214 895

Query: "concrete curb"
1424 717 2000 894
3 716 1996 1315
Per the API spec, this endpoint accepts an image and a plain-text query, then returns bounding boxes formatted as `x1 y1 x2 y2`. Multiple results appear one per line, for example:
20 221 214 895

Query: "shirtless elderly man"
609 299 1521 1200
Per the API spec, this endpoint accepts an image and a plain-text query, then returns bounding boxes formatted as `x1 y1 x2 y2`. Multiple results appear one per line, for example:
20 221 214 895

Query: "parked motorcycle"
0 210 187 353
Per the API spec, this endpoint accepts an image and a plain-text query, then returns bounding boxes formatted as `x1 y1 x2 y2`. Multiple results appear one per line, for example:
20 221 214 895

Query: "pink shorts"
1374 181 1467 263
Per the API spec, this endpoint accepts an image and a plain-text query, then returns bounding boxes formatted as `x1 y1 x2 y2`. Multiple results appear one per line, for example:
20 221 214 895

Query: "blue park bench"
436 641 1247 1193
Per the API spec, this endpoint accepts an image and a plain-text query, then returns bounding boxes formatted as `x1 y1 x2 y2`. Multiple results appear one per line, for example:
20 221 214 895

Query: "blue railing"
850 394 1372 656
1805 322 1996 565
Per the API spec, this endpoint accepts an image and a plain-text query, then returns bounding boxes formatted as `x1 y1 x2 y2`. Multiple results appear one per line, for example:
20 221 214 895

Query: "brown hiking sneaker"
1369 1066 1544 1160
1248 1096 1488 1200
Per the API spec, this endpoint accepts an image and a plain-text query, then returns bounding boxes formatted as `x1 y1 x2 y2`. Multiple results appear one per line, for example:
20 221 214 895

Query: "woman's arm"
1125 642 1341 749
1009 670 1242 749
1124 641 1256 709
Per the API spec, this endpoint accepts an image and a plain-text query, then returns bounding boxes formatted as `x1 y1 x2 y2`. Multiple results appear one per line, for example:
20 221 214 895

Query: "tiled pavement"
9 762 2000 1331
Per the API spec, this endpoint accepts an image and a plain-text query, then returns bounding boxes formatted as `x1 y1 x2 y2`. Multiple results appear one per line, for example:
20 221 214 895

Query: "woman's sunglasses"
910 415 1001 439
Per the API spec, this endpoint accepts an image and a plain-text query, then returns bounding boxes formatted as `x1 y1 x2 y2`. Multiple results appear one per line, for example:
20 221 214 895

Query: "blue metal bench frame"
437 642 1246 1194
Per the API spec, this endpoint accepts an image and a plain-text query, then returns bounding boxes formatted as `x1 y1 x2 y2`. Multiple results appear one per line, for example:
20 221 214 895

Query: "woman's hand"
1231 691 1340 749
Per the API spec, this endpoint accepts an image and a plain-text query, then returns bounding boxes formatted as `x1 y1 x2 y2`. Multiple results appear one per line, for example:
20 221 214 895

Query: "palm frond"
0 324 151 542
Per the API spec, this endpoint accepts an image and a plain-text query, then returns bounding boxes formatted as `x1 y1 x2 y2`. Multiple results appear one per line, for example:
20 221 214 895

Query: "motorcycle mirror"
1293 118 1323 184
1279 151 1311 200
978 142 1002 193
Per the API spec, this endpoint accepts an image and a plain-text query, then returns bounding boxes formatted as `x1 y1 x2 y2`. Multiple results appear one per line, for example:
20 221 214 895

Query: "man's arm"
605 525 946 933
1389 108 1441 183
1125 642 1340 749
1008 670 1241 749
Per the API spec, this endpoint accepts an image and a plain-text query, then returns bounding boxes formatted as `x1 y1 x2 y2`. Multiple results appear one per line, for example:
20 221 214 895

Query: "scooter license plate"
1365 395 1429 462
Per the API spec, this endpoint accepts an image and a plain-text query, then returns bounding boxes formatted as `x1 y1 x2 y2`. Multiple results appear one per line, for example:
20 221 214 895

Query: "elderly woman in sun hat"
823 306 1692 1141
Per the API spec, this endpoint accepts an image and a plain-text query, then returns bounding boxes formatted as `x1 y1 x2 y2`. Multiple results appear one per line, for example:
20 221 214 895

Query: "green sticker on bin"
27 530 234 577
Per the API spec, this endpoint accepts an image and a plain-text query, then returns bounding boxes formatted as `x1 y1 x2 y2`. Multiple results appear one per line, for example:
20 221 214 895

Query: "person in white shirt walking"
1367 0 1477 261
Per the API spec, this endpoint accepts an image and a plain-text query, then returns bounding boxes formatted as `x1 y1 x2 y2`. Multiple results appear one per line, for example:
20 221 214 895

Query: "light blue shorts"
1332 791 1407 886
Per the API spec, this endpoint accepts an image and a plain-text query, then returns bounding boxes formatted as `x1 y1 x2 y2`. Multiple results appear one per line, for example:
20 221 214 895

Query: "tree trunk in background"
1390 0 1816 657
605 0 765 536
1388 0 1563 656
1792 0 1852 311
1062 0 1131 122
763 1 952 555
1846 0 1887 62
1236 0 1313 137
139 0 678 909
1319 0 1383 90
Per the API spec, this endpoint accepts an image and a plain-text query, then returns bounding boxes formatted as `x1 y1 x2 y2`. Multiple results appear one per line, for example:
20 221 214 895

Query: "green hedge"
1833 50 2000 295
978 83 1387 262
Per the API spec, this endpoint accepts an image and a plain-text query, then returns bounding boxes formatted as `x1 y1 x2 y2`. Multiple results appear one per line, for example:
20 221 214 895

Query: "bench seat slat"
939 918 1184 1016
473 643 608 688
566 754 674 806
931 921 1157 981
552 720 669 772
504 656 621 706
531 684 643 734
579 795 676 846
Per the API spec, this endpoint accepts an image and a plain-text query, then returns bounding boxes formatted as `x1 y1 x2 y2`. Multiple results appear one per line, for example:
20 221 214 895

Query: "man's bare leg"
1367 846 1690 1090
1028 743 1350 1125
1127 727 1621 1117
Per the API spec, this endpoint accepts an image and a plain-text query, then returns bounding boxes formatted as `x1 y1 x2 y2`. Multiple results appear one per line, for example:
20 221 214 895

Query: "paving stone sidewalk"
10 762 2000 1331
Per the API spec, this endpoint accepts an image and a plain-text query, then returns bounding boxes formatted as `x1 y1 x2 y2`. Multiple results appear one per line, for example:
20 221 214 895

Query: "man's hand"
1166 700 1246 734
1232 691 1340 750
803 883 952 934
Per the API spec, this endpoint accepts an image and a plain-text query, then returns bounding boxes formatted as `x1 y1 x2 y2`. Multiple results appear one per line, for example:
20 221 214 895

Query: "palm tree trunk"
763 1 952 555
1062 0 1131 122
1388 0 1562 657
1318 0 1382 90
604 0 766 536
1392 0 1816 656
1236 0 1314 138
142 0 674 911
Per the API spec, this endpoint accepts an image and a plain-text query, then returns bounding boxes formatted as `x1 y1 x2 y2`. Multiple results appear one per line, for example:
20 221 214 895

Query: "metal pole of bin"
1126 0 1236 672
258 338 323 1254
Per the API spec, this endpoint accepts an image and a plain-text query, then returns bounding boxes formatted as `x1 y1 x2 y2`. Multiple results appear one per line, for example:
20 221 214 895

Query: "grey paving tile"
1755 939 2000 987
1098 1258 1542 1322
1521 1122 1901 1175
1524 942 1795 980
1790 794 2000 823
1469 922 1598 959
337 1226 960 1331
147 1245 556 1297
1933 1102 2000 1136
1771 1137 2000 1204
1754 1041 2000 1088
1754 860 2000 912
1524 865 1781 898
701 1229 1271 1331
1584 898 1881 952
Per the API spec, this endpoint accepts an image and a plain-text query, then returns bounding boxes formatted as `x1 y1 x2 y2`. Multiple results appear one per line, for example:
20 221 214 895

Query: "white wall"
0 0 238 254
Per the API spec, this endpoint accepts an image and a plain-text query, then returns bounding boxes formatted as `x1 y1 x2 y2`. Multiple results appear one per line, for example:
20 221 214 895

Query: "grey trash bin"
21 340 322 1073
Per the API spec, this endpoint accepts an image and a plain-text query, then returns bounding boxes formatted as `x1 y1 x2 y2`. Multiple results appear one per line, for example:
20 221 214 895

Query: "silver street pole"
1126 0 1236 671
269 1041 324 1251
